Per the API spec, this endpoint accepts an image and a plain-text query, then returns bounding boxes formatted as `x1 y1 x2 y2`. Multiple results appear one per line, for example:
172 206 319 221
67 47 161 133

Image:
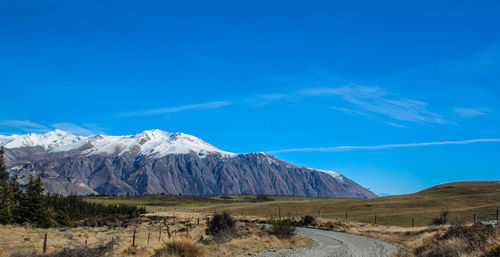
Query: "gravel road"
257 227 397 257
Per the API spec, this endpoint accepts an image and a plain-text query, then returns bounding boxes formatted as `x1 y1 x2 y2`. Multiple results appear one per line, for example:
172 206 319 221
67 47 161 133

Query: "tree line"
0 148 146 228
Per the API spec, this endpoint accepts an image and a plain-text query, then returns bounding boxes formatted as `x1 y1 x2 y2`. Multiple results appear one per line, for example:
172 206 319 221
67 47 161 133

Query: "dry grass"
203 233 309 257
254 215 499 257
0 211 310 257
153 237 203 257
392 224 500 257
207 181 500 227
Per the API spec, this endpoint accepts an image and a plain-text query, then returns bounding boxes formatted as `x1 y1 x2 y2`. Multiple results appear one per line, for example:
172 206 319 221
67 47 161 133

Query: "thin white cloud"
245 93 296 106
0 120 99 136
122 101 231 116
301 85 447 124
267 138 500 154
51 122 95 136
0 120 50 133
453 107 489 119
384 122 405 128
329 106 375 118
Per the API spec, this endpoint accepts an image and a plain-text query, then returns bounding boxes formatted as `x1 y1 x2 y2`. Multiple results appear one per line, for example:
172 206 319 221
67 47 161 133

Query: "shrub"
268 218 296 239
153 238 203 257
483 243 500 257
299 215 316 226
255 194 272 202
432 210 449 225
205 211 236 243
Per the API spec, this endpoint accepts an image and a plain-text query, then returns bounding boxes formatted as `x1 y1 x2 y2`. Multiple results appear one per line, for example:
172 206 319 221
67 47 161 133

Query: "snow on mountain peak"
0 130 83 150
0 129 234 158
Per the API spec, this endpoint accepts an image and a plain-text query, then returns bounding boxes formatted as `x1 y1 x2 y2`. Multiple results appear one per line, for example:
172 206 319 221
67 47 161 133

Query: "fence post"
497 209 499 220
43 233 47 253
345 211 348 222
318 210 321 218
84 239 87 247
257 210 259 217
197 217 200 225
132 229 136 247
374 215 377 225
159 229 161 242
147 232 150 245
296 210 298 218
474 214 477 224
412 218 415 227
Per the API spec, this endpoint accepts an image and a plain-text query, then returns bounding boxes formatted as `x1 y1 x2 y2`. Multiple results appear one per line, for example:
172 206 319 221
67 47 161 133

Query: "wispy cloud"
301 85 447 124
329 106 375 118
0 120 49 133
245 93 296 106
0 120 100 136
384 122 405 128
267 138 500 153
122 101 231 116
453 107 489 119
51 122 95 136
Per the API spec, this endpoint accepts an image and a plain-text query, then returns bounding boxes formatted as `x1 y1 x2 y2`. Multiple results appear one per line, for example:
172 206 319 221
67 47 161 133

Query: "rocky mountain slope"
0 130 376 198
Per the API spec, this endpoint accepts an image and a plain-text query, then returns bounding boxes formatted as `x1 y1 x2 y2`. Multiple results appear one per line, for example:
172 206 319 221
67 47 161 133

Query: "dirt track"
257 226 397 257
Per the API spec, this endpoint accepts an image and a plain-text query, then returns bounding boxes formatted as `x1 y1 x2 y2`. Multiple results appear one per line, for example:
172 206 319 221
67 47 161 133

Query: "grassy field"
85 194 319 213
85 181 500 227
216 181 500 227
0 212 309 257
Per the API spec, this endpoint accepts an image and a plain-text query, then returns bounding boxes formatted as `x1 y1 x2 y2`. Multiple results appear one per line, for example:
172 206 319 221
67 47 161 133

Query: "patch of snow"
0 129 235 159
314 169 345 183
0 129 84 150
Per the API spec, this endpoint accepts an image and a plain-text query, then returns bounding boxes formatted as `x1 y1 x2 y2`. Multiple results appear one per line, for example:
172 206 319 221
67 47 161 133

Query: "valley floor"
0 212 310 257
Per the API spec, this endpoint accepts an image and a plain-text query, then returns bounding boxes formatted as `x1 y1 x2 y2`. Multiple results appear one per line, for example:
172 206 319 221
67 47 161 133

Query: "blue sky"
1 0 500 195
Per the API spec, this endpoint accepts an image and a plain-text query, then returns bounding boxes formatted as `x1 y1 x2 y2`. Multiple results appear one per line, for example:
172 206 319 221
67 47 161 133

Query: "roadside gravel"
257 227 397 257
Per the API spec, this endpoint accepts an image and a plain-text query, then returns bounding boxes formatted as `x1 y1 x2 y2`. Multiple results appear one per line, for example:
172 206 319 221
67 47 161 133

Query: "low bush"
153 238 203 257
431 210 449 225
205 211 236 243
255 194 272 202
298 215 316 226
483 243 500 257
268 218 296 239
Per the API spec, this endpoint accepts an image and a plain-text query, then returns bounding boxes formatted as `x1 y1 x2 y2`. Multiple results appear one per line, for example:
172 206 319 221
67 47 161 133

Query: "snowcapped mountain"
0 129 234 158
0 129 84 150
1 130 376 198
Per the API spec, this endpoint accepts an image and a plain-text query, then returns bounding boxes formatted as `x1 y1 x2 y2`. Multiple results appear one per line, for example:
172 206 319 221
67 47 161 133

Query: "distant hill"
220 180 500 227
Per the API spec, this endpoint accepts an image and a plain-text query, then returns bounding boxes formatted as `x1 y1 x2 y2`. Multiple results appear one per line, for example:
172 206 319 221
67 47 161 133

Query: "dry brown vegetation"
392 223 500 257
202 181 500 227
237 214 500 257
0 212 311 257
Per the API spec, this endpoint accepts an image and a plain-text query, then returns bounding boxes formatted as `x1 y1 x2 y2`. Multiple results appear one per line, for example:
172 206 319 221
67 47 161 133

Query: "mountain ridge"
1 130 376 198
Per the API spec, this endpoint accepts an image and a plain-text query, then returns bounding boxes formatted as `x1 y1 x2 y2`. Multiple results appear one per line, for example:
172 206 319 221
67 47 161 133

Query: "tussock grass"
268 218 295 239
393 224 500 257
153 237 203 257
